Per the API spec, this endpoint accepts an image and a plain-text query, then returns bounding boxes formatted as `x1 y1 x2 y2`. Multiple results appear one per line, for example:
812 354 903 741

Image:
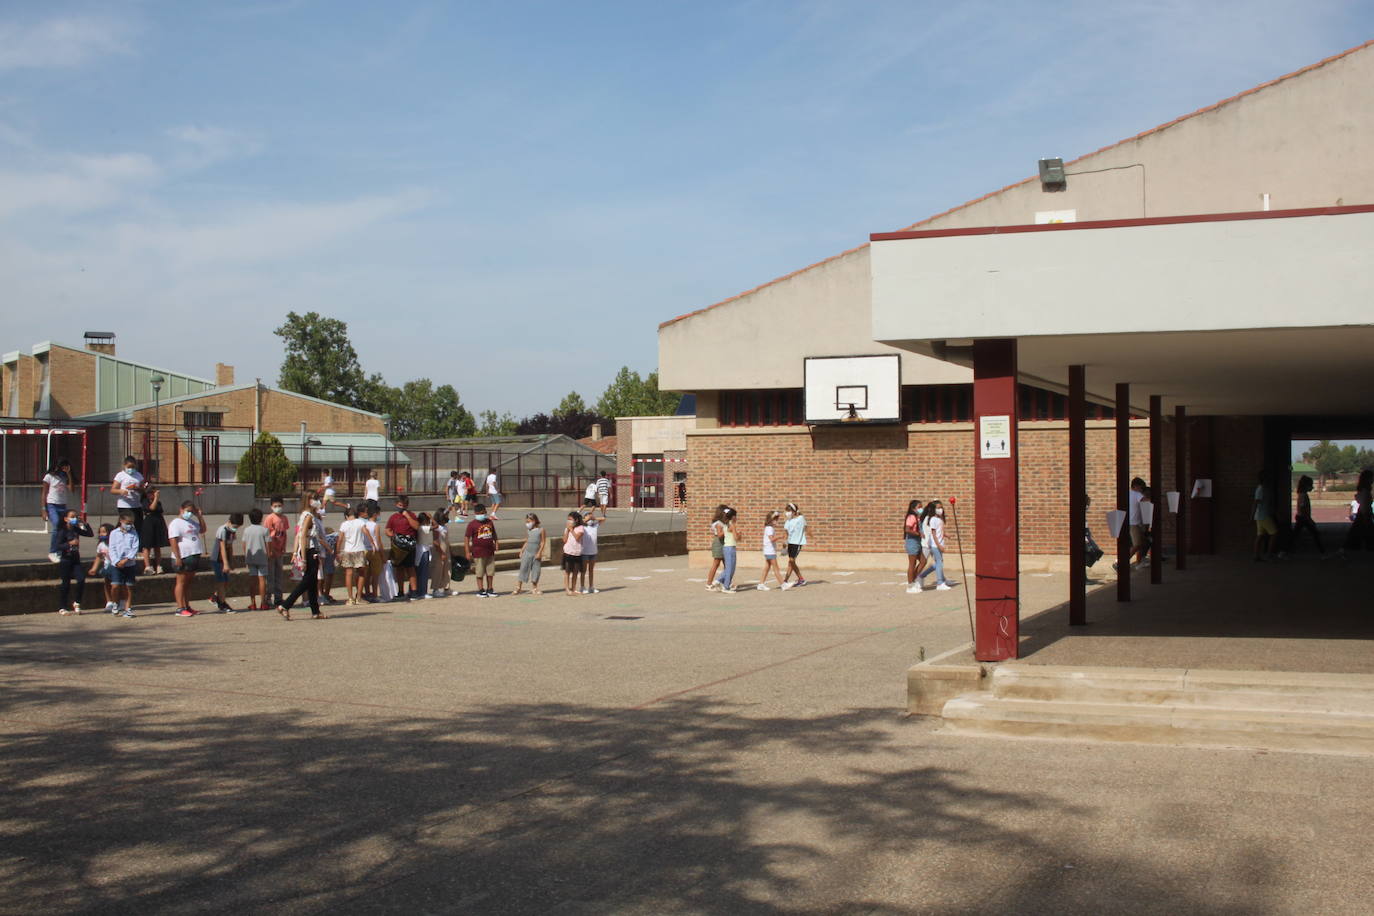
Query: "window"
718 390 804 427
183 411 224 429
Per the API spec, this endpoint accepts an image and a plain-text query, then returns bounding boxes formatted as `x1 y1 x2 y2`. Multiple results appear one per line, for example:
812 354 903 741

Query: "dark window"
183 411 223 429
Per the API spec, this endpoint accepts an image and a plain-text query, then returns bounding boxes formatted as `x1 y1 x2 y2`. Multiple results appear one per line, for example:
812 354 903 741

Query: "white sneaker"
936 583 953 591
72 603 81 614
756 584 769 591
48 552 60 563
58 608 73 615
781 581 793 590
580 588 589 594
107 602 120 614
906 584 922 594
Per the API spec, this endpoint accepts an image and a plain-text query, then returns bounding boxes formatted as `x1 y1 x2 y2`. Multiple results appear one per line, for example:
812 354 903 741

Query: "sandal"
277 605 291 621
312 610 329 619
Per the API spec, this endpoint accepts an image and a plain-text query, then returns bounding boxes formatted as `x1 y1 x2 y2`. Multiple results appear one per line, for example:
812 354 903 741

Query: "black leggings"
59 554 86 610
1292 515 1325 553
282 548 319 615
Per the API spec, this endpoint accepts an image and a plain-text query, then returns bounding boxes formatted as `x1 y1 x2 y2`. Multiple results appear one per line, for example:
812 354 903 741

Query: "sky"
3 1 1372 419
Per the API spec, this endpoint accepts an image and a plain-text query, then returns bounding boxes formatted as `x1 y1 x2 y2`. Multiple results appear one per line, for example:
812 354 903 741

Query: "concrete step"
990 665 1374 715
942 694 1374 756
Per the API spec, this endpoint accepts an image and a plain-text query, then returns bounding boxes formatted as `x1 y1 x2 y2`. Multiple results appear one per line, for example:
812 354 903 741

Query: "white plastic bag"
378 560 397 602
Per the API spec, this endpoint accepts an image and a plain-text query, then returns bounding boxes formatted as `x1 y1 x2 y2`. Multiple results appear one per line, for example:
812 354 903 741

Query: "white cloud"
166 124 265 167
0 151 159 217
0 15 133 70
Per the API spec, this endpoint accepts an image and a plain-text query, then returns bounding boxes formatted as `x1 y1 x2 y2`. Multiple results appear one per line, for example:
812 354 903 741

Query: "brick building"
660 39 1374 578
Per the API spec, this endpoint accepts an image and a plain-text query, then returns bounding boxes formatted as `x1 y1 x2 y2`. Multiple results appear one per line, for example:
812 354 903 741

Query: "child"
167 501 207 616
55 508 93 614
580 513 600 594
917 501 953 591
211 512 242 612
431 509 452 597
465 503 501 596
460 472 475 520
486 471 502 519
705 505 726 591
337 503 375 606
755 510 787 590
514 512 546 595
91 524 115 612
320 523 339 603
446 472 463 519
265 495 290 608
782 502 807 587
240 508 270 610
562 511 585 596
415 512 434 599
1293 475 1325 555
904 499 925 593
108 510 142 617
363 503 384 602
713 507 738 593
140 487 169 574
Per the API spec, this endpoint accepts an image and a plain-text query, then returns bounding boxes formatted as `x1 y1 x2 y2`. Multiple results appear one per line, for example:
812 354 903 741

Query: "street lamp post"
150 374 164 481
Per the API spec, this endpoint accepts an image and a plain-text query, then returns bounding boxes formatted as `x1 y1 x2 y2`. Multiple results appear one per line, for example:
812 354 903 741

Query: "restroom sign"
980 415 1011 459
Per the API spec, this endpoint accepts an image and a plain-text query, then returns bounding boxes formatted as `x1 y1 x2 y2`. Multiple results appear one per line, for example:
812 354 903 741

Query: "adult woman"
278 491 326 620
41 457 73 562
713 507 739 593
140 486 170 573
1341 469 1374 555
917 500 953 591
903 499 925 594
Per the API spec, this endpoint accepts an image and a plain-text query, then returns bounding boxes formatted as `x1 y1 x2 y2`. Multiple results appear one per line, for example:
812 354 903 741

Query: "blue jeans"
715 545 737 589
415 546 431 597
919 546 947 585
46 504 67 554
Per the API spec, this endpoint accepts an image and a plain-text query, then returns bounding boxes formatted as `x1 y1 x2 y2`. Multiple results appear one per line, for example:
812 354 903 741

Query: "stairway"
941 665 1374 756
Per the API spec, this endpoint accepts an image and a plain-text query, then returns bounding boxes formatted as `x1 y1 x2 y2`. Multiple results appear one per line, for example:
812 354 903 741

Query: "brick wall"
46 346 97 419
128 388 385 436
2 355 39 419
686 421 1152 557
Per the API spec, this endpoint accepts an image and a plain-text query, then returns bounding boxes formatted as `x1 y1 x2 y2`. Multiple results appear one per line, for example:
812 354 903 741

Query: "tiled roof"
578 435 618 456
658 38 1374 331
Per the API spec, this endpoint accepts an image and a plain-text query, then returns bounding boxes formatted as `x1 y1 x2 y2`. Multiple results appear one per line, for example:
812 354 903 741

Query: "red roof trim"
658 38 1374 331
870 203 1374 242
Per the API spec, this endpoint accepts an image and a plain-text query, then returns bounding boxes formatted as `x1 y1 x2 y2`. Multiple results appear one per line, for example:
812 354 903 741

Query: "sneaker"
422 593 434 600
906 584 922 594
72 603 81 614
107 602 120 614
781 582 793 590
476 590 488 598
936 583 953 591
721 587 737 594
120 608 136 618
705 582 719 591
756 584 769 591
58 608 73 615
588 588 599 594
176 608 197 617
580 588 590 594
223 606 237 614
795 578 807 587
48 552 60 563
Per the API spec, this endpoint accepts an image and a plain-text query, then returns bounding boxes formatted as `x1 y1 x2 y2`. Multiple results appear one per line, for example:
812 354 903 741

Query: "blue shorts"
211 559 230 582
109 565 137 586
904 535 923 556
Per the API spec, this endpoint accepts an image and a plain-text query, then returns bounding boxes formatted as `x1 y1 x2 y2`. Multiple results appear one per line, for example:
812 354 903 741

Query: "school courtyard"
5 553 1373 914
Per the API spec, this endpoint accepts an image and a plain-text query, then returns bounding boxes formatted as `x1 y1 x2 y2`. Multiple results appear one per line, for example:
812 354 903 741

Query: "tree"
1309 440 1345 488
274 311 368 406
477 409 517 437
515 409 612 439
236 431 298 496
374 379 477 440
555 391 587 417
594 367 680 419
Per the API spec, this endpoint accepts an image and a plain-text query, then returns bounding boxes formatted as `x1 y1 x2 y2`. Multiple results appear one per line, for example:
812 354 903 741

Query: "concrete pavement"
4 558 1373 913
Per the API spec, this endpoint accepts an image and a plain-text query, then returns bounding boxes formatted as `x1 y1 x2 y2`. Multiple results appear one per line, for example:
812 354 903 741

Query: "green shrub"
236 431 298 495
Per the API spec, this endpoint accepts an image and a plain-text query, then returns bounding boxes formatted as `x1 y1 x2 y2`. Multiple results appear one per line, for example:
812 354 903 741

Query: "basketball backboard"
803 355 901 424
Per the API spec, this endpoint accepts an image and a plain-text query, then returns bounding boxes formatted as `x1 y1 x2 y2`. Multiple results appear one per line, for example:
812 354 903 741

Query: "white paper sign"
1106 510 1127 539
1166 491 1181 513
980 415 1011 459
1140 501 1155 526
1191 478 1213 498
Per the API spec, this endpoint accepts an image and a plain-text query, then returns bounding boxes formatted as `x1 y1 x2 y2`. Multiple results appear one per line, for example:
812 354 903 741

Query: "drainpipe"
254 378 262 436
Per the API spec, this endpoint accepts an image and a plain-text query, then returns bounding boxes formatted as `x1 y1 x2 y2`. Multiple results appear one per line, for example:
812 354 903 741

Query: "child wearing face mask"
55 509 94 615
210 512 243 612
140 487 169 574
514 513 545 595
108 510 142 617
782 502 807 587
167 501 207 616
917 501 954 591
265 496 291 607
464 504 501 597
91 524 116 612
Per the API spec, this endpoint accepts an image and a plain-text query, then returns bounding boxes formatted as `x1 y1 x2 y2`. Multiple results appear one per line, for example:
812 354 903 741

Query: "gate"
201 435 221 484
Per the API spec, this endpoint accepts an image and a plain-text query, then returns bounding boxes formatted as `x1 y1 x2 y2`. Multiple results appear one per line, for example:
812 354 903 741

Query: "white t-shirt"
581 519 599 555
1128 489 1143 526
113 469 144 509
339 517 369 553
486 473 498 495
43 472 70 505
365 478 380 501
167 516 204 558
364 518 381 550
585 482 598 500
1253 485 1272 521
762 524 777 556
922 516 945 551
417 524 433 548
447 478 461 502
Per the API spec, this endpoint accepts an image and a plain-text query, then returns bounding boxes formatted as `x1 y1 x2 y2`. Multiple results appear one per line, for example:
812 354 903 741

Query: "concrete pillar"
1116 383 1130 603
1150 394 1163 585
973 339 1018 661
1175 405 1187 570
1069 365 1086 626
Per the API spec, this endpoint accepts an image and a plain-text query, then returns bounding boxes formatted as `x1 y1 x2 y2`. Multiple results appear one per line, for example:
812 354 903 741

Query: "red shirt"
386 512 417 538
465 518 498 557
265 512 290 554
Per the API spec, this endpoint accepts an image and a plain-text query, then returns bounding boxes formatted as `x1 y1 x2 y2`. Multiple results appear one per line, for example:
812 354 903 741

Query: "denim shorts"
211 559 230 583
904 535 923 556
109 565 137 586
247 561 268 577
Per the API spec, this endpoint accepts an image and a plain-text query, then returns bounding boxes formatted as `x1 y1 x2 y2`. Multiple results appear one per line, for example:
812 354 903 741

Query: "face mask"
272 506 283 514
182 511 194 521
421 525 431 532
525 522 533 529
785 511 794 518
936 509 944 517
476 514 487 521
99 535 108 542
122 522 134 531
311 499 322 509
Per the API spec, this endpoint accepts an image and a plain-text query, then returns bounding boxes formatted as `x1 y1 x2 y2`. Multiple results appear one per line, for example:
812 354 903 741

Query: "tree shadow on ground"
1 691 1279 914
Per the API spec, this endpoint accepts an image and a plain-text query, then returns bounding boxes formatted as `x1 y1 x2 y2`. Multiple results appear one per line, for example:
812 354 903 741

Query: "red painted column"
1116 382 1131 603
1150 395 1163 585
1175 405 1187 570
973 339 1019 661
1069 366 1086 626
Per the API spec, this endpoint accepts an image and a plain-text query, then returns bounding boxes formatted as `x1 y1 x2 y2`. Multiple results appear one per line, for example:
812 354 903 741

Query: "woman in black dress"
140 486 170 573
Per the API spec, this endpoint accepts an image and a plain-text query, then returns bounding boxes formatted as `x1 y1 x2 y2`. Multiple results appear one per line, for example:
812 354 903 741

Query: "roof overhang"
870 205 1374 415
